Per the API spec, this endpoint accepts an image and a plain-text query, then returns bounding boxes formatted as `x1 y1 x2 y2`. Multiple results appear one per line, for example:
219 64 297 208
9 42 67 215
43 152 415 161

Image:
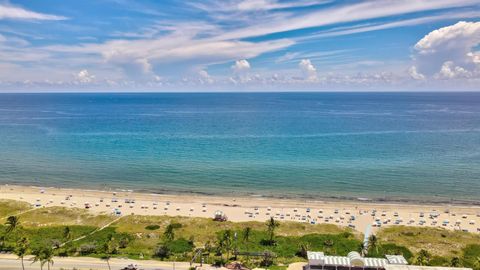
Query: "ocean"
0 92 479 203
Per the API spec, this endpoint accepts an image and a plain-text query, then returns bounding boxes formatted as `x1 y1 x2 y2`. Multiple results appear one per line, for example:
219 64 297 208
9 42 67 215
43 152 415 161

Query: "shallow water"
0 92 479 203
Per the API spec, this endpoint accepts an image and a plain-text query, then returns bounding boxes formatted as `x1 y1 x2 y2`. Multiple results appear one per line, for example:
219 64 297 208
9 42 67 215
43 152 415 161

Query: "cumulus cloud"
75 69 95 83
435 61 472 79
230 59 252 83
408 66 425 80
412 21 480 79
299 59 317 81
231 59 251 73
0 4 67 20
198 69 214 84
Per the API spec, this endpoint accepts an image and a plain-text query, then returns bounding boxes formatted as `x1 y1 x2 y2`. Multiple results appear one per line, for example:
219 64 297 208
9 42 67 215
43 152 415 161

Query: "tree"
164 224 175 242
0 235 5 249
242 227 251 243
14 237 29 270
266 217 279 245
32 246 54 270
63 226 72 241
450 257 461 267
118 236 130 249
5 216 20 234
31 247 45 270
222 230 233 260
154 245 170 260
102 237 117 270
297 242 310 259
415 249 431 266
242 227 252 260
43 247 54 270
474 257 480 270
368 235 378 254
215 230 233 263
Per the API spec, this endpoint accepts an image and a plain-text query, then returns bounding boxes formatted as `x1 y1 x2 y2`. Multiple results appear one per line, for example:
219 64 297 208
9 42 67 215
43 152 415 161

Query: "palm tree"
63 226 72 241
15 237 29 270
164 224 175 242
5 215 20 234
31 248 45 270
368 235 378 254
243 227 251 243
266 217 279 245
43 247 54 270
242 227 251 260
32 246 54 270
222 230 233 260
216 234 226 263
102 237 116 270
415 249 431 266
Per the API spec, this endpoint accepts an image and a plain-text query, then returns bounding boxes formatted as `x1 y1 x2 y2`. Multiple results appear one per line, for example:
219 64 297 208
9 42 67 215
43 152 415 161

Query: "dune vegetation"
0 200 479 269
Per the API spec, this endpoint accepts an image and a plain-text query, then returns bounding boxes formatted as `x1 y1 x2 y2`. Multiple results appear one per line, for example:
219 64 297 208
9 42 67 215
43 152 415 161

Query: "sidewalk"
0 254 196 270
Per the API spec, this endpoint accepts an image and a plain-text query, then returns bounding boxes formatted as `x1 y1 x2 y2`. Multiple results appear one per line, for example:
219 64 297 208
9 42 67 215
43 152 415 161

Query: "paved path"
0 254 196 270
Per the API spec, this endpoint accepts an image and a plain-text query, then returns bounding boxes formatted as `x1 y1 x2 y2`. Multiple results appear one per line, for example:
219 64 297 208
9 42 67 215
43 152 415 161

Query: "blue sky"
0 0 480 91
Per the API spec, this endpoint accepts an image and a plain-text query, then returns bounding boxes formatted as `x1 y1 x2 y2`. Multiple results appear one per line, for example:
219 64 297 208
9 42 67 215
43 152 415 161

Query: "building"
305 251 471 270
307 251 407 270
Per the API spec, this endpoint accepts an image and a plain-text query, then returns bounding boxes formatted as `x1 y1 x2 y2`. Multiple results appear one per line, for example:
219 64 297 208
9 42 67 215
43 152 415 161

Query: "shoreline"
3 180 479 207
1 183 480 234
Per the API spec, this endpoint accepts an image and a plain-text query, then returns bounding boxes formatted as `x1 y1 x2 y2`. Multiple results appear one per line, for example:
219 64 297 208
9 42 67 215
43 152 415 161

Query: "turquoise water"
0 92 479 203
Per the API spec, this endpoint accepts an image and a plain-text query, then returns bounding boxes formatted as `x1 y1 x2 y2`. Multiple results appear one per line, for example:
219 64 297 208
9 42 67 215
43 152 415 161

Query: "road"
0 254 196 270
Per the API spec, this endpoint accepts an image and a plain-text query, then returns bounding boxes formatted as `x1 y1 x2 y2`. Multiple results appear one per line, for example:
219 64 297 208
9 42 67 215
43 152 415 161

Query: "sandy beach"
1 184 480 234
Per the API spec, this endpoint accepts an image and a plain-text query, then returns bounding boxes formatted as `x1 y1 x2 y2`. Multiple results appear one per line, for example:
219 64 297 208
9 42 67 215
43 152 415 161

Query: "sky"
0 0 480 92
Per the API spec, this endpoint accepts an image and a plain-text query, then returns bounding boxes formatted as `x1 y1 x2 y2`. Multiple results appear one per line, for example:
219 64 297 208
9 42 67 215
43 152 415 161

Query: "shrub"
154 245 170 260
167 238 194 253
145 225 160 230
367 243 413 261
78 244 97 255
171 223 183 229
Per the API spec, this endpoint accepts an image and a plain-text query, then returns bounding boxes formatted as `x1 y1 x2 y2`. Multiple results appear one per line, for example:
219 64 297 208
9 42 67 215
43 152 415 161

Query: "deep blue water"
0 92 479 203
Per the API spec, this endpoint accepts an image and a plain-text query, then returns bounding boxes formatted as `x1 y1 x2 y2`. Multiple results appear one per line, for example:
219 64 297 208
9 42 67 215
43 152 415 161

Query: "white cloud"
299 59 317 81
408 66 425 80
412 21 480 79
231 59 251 72
0 4 67 21
304 11 480 40
435 61 472 79
236 0 326 11
219 0 479 40
198 69 214 84
75 69 95 83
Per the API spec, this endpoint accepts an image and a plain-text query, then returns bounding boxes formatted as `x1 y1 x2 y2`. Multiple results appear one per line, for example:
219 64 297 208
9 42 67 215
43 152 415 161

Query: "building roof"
307 251 405 268
385 255 409 265
384 265 472 270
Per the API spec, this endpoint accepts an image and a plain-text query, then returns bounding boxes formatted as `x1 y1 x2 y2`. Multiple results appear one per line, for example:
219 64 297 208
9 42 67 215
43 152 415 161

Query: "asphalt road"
0 254 195 270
